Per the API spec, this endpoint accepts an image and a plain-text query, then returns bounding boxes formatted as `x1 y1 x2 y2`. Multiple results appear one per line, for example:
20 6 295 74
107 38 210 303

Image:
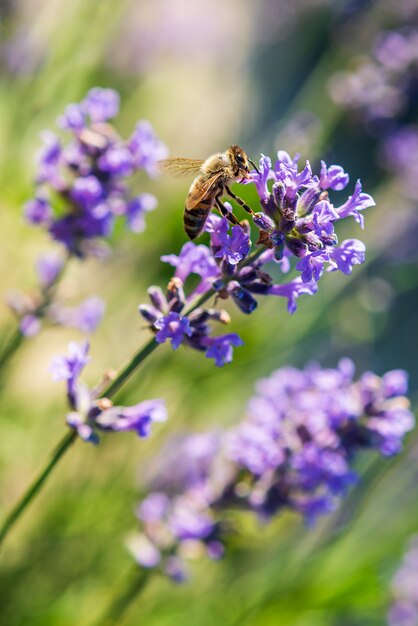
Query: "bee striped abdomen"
183 197 213 239
183 174 222 240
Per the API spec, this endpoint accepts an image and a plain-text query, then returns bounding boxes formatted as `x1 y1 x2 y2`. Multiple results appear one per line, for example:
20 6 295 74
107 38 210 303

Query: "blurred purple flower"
50 296 106 334
126 193 158 233
20 314 41 337
35 252 64 288
26 88 166 257
50 340 90 404
128 120 168 178
132 359 413 579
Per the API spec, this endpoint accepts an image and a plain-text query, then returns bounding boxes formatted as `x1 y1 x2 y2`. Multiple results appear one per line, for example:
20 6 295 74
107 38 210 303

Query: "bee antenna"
249 159 260 174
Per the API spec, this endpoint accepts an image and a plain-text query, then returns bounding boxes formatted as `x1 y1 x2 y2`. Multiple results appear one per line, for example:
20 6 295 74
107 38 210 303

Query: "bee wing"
186 173 224 210
158 158 205 178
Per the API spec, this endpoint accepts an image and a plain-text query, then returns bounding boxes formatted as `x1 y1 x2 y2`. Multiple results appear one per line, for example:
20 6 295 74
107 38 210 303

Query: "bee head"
228 145 251 179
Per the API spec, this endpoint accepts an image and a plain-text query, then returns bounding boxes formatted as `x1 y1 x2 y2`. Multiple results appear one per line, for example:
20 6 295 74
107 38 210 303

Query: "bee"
159 145 259 240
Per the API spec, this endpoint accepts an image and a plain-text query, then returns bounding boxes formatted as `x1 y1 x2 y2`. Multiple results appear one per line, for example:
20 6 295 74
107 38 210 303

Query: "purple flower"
24 196 52 225
138 150 372 365
51 341 167 444
128 120 169 177
169 504 215 541
161 241 220 292
97 145 133 176
50 340 90 404
137 493 170 523
96 399 167 437
205 334 244 367
335 180 375 228
133 360 413 579
51 296 106 334
296 251 332 283
154 312 193 350
319 161 349 191
20 314 41 337
126 194 157 233
330 239 366 274
59 103 85 131
208 218 251 266
274 151 313 201
250 154 272 201
70 175 103 209
383 370 409 397
82 87 120 123
269 277 318 313
35 252 63 288
312 200 339 237
26 88 166 257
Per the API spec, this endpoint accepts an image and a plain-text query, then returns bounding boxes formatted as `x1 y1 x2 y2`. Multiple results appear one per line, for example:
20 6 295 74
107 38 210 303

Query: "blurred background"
1 0 418 624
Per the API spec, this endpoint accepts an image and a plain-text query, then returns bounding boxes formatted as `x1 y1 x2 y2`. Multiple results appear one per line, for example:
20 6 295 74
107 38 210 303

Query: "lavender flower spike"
25 87 167 258
51 341 167 444
131 360 413 579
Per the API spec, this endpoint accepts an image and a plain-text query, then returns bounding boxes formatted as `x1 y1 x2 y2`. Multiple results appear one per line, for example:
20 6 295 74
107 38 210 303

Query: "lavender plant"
50 341 167 444
130 361 414 581
0 137 374 546
0 112 374 556
0 87 166 369
139 152 373 364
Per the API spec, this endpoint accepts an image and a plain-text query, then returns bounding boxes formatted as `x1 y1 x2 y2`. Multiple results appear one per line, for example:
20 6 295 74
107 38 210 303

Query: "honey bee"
159 145 259 240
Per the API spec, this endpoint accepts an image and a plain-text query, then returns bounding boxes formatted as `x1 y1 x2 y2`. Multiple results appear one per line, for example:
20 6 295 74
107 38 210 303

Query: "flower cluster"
130 360 414 580
388 536 418 626
139 152 372 364
50 341 167 444
6 251 105 337
329 28 418 126
139 275 243 367
24 87 167 257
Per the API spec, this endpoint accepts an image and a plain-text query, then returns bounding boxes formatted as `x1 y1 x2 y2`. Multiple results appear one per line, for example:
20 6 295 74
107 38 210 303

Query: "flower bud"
253 212 275 232
272 181 285 211
148 286 167 312
296 187 321 217
285 236 308 257
229 284 258 314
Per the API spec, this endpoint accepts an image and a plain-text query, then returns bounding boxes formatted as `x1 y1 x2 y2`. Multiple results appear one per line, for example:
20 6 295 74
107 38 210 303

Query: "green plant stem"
91 568 150 626
102 337 159 398
0 287 218 549
0 328 24 375
0 429 77 547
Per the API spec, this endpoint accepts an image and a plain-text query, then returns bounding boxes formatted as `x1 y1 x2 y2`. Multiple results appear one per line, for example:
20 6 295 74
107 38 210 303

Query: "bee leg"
225 186 255 216
216 197 241 226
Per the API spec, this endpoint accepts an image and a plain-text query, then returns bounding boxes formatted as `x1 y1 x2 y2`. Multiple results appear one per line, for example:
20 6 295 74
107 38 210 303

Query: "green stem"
0 289 218 549
0 429 77 547
102 337 159 399
0 328 24 375
0 239 263 550
91 568 150 626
